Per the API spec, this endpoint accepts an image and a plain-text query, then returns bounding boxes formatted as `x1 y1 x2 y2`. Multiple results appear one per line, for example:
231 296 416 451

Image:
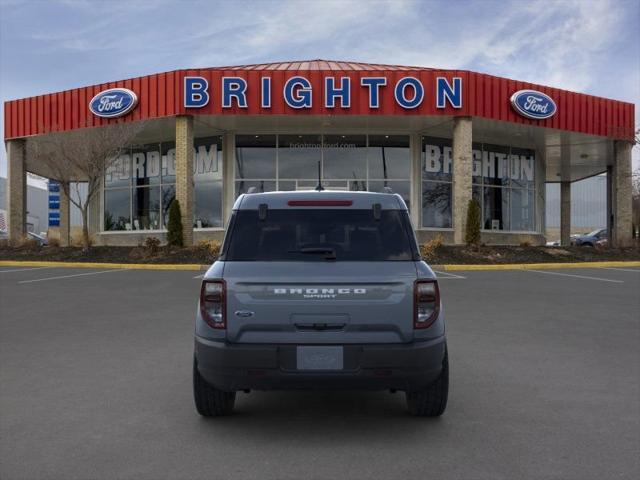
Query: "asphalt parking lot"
1 265 639 480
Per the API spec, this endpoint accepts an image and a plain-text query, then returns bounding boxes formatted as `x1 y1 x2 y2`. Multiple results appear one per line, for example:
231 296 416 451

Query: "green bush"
465 199 481 246
166 200 183 247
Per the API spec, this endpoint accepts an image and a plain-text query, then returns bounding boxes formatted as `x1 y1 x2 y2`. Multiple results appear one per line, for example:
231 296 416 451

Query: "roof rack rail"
247 187 259 194
382 186 394 194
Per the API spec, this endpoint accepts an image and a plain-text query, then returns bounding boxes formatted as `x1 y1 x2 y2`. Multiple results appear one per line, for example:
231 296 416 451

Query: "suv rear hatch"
220 204 419 344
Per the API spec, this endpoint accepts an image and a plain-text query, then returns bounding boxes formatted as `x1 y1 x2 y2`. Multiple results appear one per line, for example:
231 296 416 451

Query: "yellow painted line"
0 261 207 271
1 260 639 272
438 261 640 271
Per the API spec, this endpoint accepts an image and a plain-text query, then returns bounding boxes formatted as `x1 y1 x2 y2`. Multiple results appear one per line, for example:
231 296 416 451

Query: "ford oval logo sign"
510 89 556 120
89 88 138 118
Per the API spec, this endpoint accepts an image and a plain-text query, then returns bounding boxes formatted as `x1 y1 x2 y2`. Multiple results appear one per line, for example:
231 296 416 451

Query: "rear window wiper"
287 247 337 260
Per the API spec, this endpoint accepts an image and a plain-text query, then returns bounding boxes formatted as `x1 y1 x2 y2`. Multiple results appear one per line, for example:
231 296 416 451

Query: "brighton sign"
510 89 557 120
183 75 463 110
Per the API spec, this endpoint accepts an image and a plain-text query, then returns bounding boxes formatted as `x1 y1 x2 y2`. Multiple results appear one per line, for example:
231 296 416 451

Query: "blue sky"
1 0 638 178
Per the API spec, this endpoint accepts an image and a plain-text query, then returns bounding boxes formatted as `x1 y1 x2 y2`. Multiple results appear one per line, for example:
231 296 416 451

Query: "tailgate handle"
295 323 346 332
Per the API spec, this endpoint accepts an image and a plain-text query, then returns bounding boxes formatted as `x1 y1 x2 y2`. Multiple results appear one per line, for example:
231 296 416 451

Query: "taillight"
414 280 440 329
200 280 226 329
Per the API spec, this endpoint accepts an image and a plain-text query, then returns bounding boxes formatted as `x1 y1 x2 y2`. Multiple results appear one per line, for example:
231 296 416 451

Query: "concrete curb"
1 260 639 272
0 260 207 271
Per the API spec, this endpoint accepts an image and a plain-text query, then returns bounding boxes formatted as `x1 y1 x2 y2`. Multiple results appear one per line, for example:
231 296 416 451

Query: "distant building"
0 177 48 234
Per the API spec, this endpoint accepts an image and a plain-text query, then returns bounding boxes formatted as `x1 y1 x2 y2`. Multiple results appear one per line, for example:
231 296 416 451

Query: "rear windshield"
224 209 417 261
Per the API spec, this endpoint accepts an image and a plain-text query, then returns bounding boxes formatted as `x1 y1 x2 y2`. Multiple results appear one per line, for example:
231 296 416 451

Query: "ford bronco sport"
193 190 448 416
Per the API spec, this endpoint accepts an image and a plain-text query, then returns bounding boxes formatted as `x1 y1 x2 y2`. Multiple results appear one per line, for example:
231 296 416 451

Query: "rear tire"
406 348 449 417
193 358 236 417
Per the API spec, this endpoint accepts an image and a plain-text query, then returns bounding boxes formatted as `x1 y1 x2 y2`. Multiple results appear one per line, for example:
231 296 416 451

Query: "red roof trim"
3 60 635 141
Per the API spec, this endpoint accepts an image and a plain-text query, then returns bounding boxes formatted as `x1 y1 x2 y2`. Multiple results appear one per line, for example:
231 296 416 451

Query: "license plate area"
296 346 343 371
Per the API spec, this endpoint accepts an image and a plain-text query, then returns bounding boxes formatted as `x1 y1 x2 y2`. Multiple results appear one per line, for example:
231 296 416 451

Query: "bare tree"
27 121 144 250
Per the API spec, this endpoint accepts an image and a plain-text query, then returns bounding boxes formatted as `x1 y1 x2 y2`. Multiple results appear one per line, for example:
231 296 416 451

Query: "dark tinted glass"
225 209 415 261
235 135 276 179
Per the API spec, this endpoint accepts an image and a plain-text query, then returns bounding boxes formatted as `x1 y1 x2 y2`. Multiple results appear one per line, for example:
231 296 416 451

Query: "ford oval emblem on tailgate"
235 310 255 318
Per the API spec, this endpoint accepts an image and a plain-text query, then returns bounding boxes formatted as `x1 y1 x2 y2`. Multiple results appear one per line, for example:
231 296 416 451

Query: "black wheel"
193 358 236 417
406 348 449 417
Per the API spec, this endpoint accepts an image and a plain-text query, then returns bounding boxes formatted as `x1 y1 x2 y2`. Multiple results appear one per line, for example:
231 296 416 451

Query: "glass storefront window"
368 135 410 179
104 136 223 232
233 134 410 213
132 143 161 187
194 181 223 228
105 154 131 188
132 186 160 230
161 142 176 184
423 137 536 232
104 188 131 231
235 135 276 179
483 186 509 231
322 135 367 179
194 136 223 228
422 137 452 182
483 144 510 187
278 134 322 179
422 136 452 227
422 181 452 228
510 147 535 189
510 188 535 231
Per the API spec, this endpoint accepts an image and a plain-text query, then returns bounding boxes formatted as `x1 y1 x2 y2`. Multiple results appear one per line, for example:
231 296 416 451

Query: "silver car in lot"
193 191 448 417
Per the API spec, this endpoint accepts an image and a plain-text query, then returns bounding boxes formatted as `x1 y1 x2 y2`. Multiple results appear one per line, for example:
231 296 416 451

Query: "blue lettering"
222 77 248 108
283 76 312 109
184 77 209 108
325 77 350 108
394 77 424 109
261 77 271 108
360 77 387 108
436 77 462 108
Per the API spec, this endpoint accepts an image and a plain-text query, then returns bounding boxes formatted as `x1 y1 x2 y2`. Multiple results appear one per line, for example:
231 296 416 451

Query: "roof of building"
4 59 635 142
212 59 434 71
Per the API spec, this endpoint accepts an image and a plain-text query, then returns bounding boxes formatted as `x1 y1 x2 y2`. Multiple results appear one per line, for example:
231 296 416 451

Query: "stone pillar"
452 117 473 244
560 181 571 246
410 133 422 229
611 141 633 247
175 115 194 246
59 182 70 247
222 133 236 226
6 139 27 244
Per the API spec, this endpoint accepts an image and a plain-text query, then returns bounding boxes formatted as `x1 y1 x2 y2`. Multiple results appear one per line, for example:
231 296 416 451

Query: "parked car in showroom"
193 190 448 417
572 228 607 247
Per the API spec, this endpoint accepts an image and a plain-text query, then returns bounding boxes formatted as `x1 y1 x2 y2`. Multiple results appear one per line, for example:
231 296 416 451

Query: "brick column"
560 181 571 246
611 141 633 247
175 115 194 246
410 133 422 229
452 117 473 244
6 139 27 244
222 133 235 226
59 182 71 247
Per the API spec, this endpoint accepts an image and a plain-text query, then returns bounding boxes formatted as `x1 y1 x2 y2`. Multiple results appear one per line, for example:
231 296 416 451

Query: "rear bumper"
194 336 446 392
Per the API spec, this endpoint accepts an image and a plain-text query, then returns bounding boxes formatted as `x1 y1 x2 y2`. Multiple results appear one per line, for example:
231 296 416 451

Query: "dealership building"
3 60 636 246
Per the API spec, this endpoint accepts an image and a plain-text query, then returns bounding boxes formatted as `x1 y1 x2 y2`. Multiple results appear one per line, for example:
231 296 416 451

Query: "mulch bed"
0 244 638 265
425 245 640 265
0 245 217 265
